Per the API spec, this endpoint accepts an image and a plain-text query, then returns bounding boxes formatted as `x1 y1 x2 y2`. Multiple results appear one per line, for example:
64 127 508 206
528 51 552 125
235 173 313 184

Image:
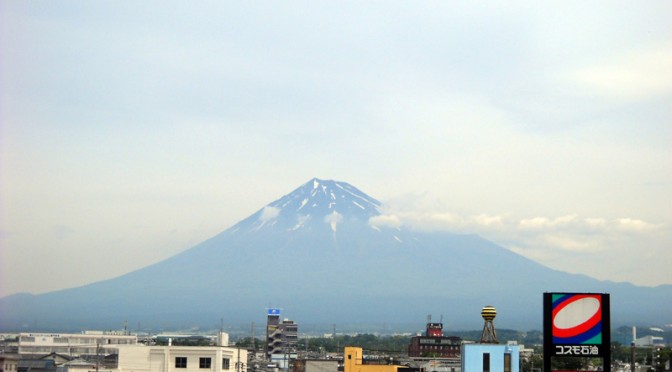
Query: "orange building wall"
344 347 402 372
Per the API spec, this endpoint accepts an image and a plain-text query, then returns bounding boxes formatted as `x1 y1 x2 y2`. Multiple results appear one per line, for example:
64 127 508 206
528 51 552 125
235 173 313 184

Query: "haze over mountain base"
1 178 669 332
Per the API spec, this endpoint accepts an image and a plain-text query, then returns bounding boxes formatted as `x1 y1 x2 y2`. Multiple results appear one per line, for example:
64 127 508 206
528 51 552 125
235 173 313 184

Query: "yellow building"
343 347 413 372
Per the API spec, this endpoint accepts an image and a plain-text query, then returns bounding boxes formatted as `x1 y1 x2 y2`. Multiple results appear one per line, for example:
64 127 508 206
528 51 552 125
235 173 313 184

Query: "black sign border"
543 292 611 372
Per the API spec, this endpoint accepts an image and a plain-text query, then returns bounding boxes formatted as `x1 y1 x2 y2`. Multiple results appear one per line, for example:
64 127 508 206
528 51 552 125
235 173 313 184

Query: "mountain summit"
231 178 381 234
1 178 670 331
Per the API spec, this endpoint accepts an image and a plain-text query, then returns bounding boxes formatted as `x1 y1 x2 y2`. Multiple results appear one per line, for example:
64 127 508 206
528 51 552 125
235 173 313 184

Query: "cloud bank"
370 195 670 286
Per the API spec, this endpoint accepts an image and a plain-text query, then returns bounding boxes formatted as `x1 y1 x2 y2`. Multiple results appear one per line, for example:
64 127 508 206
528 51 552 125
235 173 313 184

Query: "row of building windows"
482 353 512 372
19 346 119 354
419 345 459 350
175 357 230 369
19 337 135 345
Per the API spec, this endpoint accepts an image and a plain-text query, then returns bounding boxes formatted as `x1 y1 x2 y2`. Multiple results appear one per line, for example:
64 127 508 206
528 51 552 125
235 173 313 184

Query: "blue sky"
1 1 671 297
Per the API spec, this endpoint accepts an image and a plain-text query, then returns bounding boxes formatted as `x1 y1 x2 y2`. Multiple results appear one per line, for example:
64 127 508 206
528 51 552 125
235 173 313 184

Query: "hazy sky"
1 1 671 297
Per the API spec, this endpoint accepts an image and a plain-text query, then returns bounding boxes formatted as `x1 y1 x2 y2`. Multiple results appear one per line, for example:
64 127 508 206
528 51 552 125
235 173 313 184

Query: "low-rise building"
0 353 20 372
408 321 461 359
114 339 247 372
17 359 56 372
55 359 96 372
293 359 339 372
460 343 520 372
344 347 418 372
18 332 137 358
634 335 665 347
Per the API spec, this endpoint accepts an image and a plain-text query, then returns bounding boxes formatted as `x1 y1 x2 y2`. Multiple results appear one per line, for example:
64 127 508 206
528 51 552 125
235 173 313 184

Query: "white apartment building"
18 331 137 357
0 353 20 372
114 344 247 372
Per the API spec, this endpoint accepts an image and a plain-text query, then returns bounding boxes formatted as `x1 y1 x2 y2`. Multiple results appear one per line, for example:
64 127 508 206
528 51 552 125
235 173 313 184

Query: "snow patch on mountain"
324 211 343 232
232 178 383 234
291 215 311 231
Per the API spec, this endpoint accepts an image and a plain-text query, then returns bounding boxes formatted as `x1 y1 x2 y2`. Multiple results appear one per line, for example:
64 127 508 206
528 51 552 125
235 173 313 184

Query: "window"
483 353 490 372
200 358 212 369
176 357 187 368
504 354 511 372
222 358 230 370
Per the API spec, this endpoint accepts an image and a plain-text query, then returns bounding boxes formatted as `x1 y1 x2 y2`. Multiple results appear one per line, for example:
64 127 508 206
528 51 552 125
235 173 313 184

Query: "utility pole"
631 326 636 372
237 346 241 372
251 321 255 352
96 339 101 372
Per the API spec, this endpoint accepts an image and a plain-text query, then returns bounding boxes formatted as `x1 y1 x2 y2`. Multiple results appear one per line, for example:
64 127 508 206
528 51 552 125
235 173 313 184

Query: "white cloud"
369 214 402 229
471 214 505 229
584 218 607 228
373 197 671 285
518 217 551 230
615 218 658 232
562 43 672 101
324 211 343 232
518 215 578 230
259 206 280 222
533 233 604 252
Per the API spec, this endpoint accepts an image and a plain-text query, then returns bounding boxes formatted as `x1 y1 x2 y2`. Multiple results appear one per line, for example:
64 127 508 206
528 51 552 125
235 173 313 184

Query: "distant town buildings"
17 331 137 357
634 335 665 347
2 331 245 372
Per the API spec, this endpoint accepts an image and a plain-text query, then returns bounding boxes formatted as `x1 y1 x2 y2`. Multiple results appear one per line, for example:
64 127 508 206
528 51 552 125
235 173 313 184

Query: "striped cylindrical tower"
480 305 498 343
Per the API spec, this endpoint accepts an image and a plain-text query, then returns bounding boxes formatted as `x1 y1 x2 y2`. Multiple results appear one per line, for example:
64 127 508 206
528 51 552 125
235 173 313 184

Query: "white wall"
115 345 247 372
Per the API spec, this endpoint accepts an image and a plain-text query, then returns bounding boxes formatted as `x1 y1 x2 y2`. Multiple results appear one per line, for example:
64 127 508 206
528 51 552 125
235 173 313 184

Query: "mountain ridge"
1 178 670 332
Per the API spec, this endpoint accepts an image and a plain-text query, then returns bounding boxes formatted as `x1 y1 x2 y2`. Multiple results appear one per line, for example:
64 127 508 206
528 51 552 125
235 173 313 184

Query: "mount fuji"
1 178 670 332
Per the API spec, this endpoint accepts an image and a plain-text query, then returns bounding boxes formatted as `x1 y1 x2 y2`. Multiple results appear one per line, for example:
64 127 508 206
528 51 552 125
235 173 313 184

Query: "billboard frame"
543 292 611 372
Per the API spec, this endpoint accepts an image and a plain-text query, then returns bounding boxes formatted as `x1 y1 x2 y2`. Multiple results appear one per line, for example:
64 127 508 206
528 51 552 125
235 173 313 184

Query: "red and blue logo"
552 293 603 344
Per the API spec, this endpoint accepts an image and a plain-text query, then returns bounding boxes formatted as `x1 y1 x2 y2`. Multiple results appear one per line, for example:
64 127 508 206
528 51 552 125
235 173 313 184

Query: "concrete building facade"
114 344 247 372
460 344 520 372
344 347 418 372
18 332 137 357
408 322 462 358
265 309 297 363
0 353 19 372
